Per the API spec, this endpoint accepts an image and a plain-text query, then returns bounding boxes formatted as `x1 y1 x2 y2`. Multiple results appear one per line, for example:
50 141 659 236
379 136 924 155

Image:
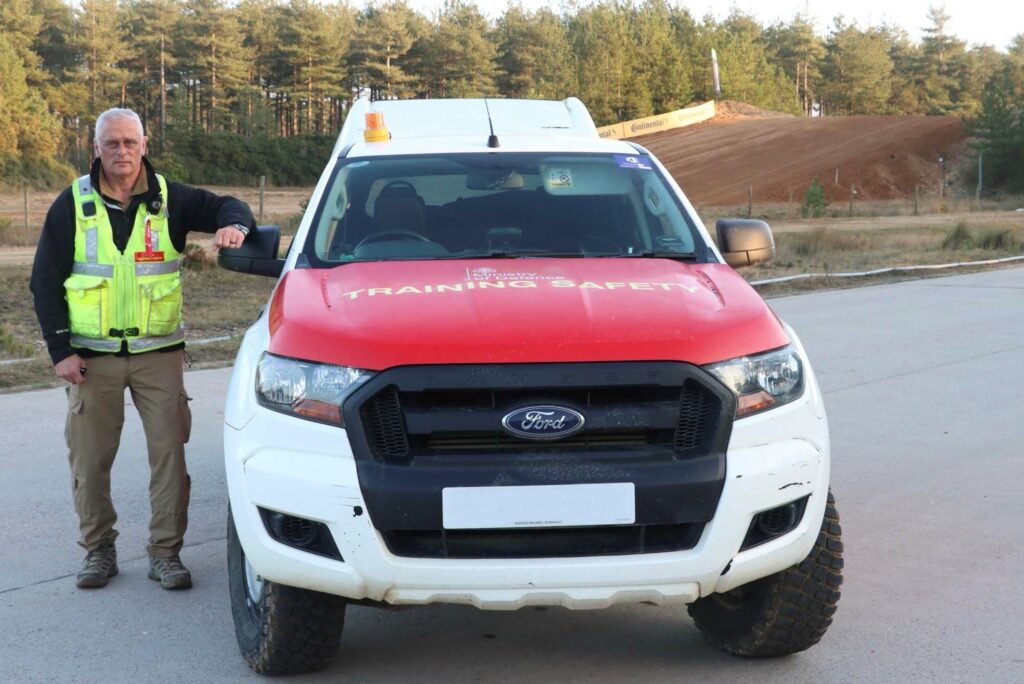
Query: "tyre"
688 490 843 657
227 506 347 675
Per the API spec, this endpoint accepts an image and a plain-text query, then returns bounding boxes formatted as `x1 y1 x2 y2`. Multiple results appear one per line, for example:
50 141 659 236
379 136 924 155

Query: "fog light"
258 508 343 561
740 496 809 551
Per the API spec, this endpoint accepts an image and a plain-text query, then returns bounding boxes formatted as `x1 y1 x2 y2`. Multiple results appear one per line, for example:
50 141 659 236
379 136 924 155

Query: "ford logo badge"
501 405 585 441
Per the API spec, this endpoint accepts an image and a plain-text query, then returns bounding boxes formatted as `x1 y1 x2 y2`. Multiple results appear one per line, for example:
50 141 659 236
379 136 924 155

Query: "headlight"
255 353 374 427
704 346 804 418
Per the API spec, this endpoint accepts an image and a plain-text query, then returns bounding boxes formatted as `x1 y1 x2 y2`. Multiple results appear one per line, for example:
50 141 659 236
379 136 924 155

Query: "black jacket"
30 157 255 364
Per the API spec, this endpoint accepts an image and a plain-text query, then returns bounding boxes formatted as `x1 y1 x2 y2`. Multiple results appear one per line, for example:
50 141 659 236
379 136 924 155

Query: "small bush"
801 179 829 218
182 242 214 271
976 229 1018 250
941 222 974 250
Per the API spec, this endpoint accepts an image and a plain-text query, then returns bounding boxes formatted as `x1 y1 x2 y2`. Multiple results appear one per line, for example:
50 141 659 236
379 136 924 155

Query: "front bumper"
224 361 829 610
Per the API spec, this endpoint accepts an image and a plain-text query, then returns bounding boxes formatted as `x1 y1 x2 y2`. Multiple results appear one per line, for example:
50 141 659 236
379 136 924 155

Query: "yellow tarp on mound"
597 101 716 140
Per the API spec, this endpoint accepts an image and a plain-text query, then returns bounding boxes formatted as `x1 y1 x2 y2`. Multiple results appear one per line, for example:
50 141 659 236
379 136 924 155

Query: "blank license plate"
442 483 636 530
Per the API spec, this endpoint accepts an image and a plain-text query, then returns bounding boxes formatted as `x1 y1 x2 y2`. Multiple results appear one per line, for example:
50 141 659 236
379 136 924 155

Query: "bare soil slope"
633 106 966 206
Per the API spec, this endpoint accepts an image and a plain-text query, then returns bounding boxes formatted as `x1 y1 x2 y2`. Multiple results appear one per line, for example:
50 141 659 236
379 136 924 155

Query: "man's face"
94 116 147 184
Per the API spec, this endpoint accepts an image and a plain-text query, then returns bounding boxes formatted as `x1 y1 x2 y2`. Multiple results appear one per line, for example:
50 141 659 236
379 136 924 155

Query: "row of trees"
1 0 1022 188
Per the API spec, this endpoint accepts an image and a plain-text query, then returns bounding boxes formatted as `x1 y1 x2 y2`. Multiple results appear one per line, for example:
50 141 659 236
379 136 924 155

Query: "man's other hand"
56 354 87 385
212 225 247 251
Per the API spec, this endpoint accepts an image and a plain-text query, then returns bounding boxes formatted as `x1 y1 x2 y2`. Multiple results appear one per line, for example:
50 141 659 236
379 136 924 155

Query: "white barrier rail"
750 255 1024 286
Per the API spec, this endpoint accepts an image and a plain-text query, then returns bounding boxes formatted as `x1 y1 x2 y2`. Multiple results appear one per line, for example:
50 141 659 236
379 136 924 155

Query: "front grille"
362 387 409 459
359 375 723 464
381 522 705 559
343 363 735 557
675 381 716 449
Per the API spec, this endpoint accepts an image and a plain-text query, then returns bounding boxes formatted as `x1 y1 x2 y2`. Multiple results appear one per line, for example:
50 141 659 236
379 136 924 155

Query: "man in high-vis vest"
30 108 254 590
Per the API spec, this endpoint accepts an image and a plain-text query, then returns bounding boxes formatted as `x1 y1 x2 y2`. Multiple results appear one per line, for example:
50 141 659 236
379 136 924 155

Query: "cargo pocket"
179 390 193 444
141 276 182 337
65 385 84 448
63 274 109 339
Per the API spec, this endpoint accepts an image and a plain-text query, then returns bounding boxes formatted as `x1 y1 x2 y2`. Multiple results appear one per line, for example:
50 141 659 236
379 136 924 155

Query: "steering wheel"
356 229 431 247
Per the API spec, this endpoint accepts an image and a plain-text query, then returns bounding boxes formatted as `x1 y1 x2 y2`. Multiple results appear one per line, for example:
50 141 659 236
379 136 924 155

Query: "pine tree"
764 15 824 115
70 0 131 121
278 0 351 135
569 2 635 124
632 0 691 115
176 0 251 133
350 1 421 101
708 10 800 114
0 30 63 178
494 5 573 100
969 54 1024 191
416 0 498 99
917 6 967 114
821 22 894 114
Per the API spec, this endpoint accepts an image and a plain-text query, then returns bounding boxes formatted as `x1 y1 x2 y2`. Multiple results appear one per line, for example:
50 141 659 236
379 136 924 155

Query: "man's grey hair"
94 108 145 140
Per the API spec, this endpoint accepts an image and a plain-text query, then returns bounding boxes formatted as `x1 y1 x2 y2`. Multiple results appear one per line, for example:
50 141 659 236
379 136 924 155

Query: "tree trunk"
210 35 218 133
160 34 166 152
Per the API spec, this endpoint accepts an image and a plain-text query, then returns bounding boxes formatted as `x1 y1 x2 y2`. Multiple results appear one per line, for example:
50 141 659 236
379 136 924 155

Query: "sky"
403 0 1023 51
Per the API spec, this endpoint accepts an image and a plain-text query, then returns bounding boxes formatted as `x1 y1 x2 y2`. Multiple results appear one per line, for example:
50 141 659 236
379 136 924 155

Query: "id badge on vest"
135 217 165 263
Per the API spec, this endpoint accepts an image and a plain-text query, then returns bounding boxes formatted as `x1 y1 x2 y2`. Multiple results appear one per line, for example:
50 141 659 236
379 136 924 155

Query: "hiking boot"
148 554 193 590
76 542 118 589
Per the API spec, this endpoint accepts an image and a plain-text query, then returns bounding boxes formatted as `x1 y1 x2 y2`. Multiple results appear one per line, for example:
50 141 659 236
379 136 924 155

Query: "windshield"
304 152 707 264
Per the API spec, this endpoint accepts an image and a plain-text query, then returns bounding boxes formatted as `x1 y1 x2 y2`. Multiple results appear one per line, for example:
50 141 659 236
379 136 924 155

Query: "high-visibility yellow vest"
64 173 185 353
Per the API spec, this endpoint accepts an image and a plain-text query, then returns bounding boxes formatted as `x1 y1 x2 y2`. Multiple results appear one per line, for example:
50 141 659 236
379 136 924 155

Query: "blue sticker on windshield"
614 154 653 170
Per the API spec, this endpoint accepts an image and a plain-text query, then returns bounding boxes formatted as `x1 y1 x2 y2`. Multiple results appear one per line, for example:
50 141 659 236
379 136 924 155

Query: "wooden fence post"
23 185 30 245
258 175 265 224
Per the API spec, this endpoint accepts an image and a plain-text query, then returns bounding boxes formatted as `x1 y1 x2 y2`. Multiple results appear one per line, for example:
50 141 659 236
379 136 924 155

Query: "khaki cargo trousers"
65 350 192 557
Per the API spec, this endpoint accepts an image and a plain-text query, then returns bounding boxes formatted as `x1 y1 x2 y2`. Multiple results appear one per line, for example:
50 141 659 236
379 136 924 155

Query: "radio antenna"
484 99 500 149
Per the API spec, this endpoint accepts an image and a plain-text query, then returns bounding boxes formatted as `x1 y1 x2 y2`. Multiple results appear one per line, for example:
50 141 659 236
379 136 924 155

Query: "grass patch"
745 220 1024 289
792 227 872 257
0 217 32 246
0 322 32 357
941 222 974 250
977 229 1018 250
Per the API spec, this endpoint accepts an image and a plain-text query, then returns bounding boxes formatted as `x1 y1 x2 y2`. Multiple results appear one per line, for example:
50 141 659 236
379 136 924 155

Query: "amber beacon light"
363 112 389 142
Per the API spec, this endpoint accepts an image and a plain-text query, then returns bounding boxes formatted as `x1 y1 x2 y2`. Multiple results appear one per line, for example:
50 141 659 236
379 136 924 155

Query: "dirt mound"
632 113 966 205
711 100 796 122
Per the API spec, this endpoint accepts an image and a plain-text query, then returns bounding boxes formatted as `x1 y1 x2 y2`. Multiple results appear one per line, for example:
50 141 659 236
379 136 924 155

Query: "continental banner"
596 101 716 140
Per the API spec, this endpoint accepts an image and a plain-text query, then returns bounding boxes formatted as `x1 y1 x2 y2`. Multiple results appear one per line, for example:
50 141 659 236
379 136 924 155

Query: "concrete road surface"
1 267 1022 683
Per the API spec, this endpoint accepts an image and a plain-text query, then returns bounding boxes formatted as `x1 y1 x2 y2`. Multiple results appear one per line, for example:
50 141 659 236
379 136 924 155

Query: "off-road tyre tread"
688 490 843 657
227 508 347 675
244 582 348 675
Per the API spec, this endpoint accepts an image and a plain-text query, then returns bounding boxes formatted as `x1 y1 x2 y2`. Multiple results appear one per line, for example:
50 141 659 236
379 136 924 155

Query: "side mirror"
218 225 284 277
715 219 775 268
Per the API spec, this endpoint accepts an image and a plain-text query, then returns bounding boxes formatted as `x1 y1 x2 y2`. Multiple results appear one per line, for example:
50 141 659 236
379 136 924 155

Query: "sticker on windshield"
546 168 573 188
614 155 653 170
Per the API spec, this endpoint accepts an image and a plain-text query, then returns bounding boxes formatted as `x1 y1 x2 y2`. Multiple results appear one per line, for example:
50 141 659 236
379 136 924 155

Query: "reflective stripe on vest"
66 173 184 354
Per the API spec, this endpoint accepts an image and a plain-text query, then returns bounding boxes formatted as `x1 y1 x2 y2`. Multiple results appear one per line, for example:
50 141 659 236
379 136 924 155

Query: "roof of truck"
334 97 639 157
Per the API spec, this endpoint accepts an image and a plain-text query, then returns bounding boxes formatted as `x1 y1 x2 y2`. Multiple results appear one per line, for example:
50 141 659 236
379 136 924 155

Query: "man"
30 107 254 590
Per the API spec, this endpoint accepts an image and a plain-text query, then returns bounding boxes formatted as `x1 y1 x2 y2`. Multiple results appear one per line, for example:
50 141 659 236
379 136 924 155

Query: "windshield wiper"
435 250 587 260
619 250 699 261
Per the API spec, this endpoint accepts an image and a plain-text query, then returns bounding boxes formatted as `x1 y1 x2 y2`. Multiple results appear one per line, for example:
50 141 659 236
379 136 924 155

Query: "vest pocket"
64 274 109 339
141 275 183 337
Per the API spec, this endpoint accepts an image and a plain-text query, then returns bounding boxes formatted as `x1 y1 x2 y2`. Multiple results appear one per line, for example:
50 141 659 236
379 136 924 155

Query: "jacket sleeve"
30 189 77 365
166 181 255 253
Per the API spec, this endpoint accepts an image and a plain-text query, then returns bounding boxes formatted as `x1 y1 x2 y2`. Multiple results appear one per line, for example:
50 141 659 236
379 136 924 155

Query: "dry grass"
698 196 1024 223
742 221 1024 296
